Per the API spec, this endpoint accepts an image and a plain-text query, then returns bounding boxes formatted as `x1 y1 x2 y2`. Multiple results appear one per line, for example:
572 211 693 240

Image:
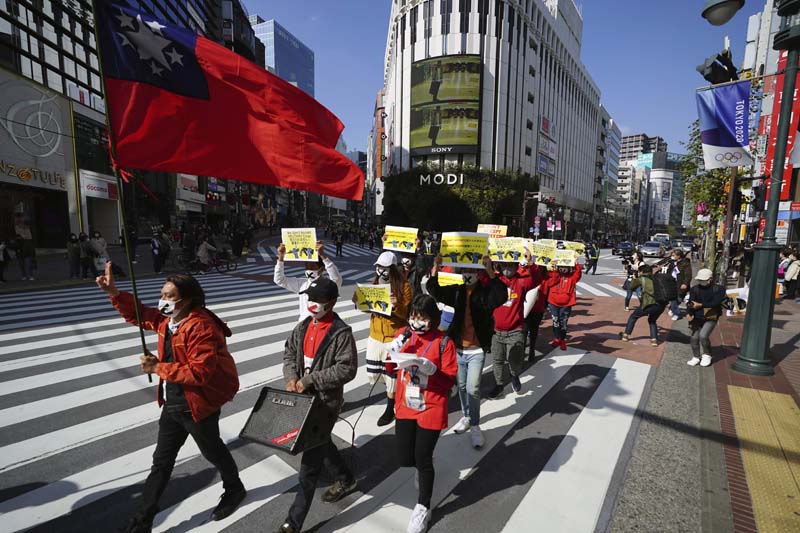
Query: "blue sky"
245 0 762 154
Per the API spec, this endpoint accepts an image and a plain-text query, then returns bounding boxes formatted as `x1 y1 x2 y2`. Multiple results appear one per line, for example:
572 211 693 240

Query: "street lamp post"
733 1 800 376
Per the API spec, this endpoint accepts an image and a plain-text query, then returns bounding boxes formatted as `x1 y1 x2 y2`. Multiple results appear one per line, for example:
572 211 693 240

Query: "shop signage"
0 159 67 190
419 173 464 185
83 175 118 200
538 136 558 160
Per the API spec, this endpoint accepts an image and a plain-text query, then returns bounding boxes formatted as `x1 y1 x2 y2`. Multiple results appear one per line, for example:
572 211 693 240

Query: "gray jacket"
282 313 358 415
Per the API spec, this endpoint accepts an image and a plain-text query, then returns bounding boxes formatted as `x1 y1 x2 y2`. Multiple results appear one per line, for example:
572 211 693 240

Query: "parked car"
639 241 666 258
612 241 634 256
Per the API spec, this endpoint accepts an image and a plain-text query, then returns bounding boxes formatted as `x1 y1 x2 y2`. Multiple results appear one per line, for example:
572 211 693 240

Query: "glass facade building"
250 15 314 96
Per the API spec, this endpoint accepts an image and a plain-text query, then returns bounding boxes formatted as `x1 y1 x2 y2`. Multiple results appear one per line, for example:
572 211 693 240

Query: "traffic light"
697 49 738 85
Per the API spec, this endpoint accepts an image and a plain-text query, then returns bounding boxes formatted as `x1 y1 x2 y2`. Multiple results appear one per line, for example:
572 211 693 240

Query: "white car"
639 241 666 258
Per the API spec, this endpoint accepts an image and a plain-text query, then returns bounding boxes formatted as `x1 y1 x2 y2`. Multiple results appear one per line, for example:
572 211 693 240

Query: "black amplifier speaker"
239 387 336 455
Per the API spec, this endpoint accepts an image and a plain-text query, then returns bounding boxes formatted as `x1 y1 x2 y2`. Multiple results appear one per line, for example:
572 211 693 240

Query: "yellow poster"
476 224 508 238
487 237 526 262
437 271 464 286
281 228 318 262
553 249 578 267
537 239 558 248
529 242 556 267
383 225 419 253
563 240 586 255
355 284 393 316
440 232 489 268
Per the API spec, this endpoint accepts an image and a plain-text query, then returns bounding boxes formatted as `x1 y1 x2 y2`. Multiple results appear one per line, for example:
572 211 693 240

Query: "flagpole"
90 0 152 383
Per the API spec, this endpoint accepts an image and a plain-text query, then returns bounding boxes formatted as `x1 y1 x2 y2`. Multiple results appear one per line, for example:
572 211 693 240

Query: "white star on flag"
115 9 182 78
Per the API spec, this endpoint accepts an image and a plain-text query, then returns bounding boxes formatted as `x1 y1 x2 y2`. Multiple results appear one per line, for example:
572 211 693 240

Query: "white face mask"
158 298 181 316
409 319 430 333
376 267 390 281
307 301 329 319
305 269 320 280
401 257 413 268
698 280 711 287
462 272 478 285
502 267 516 278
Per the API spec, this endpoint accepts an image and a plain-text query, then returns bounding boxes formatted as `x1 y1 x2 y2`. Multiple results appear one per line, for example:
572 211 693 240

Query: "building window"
460 0 471 33
46 68 62 92
441 0 452 34
529 38 537 52
525 146 532 156
43 43 58 68
529 65 535 77
478 0 489 34
526 119 533 130
410 6 418 44
527 92 534 104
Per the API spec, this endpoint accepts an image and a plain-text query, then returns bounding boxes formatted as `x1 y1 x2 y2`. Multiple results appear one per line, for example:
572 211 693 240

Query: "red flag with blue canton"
95 1 363 200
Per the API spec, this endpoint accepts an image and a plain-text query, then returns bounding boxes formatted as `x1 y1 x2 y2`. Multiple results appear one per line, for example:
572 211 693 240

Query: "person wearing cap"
274 240 343 322
277 277 358 533
685 268 727 367
355 250 412 426
385 235 430 297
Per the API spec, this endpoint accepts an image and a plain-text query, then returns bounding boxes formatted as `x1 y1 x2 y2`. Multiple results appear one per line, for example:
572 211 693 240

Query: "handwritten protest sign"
437 271 465 286
355 284 393 316
477 224 508 238
487 237 526 262
529 242 556 267
383 225 418 252
440 232 489 269
553 249 578 267
281 228 318 262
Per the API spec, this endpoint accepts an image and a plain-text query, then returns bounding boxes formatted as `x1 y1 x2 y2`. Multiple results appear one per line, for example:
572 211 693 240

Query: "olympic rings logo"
714 152 743 162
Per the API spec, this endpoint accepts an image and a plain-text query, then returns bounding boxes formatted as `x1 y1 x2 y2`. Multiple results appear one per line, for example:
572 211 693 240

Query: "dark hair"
373 264 407 299
639 264 653 274
672 249 684 258
408 294 441 329
165 274 206 309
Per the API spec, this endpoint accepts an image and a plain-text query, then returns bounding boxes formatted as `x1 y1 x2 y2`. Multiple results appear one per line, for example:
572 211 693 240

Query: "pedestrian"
67 233 81 279
619 264 666 346
542 263 582 351
667 249 692 321
275 278 358 533
0 239 8 283
151 231 167 274
96 265 247 532
334 232 344 257
388 294 457 533
623 252 645 310
79 232 97 279
14 217 34 280
356 251 412 426
274 240 343 321
91 231 109 261
196 236 217 271
585 243 600 275
488 250 536 399
686 268 727 367
426 254 506 448
783 249 799 300
778 248 792 296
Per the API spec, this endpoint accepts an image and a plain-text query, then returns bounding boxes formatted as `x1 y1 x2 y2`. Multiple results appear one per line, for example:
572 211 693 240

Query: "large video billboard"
409 55 481 156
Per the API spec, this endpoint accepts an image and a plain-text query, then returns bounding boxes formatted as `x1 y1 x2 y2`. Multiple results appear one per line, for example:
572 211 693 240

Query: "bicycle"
186 251 238 275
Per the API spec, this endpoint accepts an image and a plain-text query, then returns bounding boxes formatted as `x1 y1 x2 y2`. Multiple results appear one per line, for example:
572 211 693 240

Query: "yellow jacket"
369 281 412 342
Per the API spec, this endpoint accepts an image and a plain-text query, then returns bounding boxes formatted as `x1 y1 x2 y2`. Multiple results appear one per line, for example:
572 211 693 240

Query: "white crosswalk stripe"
0 270 651 533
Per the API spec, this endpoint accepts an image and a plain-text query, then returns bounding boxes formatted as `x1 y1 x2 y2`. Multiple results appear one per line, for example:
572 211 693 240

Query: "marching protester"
426 254 506 448
488 250 536 399
542 262 582 351
623 251 645 310
686 268 727 367
387 294 458 533
619 264 665 346
96 264 246 532
667 249 692 321
356 251 412 426
523 260 548 362
392 236 430 297
276 278 358 533
274 241 343 321
67 233 81 280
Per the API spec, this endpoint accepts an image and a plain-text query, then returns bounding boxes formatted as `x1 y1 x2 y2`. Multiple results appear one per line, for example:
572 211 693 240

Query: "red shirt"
394 330 458 430
302 314 334 370
492 273 536 331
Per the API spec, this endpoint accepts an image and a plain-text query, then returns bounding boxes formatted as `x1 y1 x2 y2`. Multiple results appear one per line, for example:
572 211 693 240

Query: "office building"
619 133 667 163
250 16 314 96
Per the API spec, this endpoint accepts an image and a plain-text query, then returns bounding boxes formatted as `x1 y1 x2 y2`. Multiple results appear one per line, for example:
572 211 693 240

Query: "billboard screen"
409 55 481 156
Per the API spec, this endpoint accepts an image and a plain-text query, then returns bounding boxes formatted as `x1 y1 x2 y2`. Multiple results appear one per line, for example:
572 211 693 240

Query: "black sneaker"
211 485 247 521
119 514 153 533
510 374 522 394
274 522 296 533
321 478 357 503
487 384 505 399
377 409 395 427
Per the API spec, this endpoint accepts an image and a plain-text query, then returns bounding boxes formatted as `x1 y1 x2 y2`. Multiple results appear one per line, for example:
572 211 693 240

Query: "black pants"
395 418 440 508
289 437 353 529
153 252 163 273
784 279 797 299
139 408 242 518
588 260 598 274
624 304 666 339
524 311 544 354
81 257 97 278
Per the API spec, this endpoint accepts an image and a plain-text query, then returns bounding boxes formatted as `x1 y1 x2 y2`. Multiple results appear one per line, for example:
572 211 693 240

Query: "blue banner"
696 80 754 169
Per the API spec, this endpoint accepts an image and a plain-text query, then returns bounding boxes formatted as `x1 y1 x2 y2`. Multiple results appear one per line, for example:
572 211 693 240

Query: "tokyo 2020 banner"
695 80 754 170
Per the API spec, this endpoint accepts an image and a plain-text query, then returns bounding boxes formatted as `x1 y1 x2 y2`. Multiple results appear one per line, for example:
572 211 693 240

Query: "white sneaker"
470 426 485 449
452 416 470 434
687 357 701 366
667 309 673 317
407 503 431 533
671 315 679 321
700 354 712 367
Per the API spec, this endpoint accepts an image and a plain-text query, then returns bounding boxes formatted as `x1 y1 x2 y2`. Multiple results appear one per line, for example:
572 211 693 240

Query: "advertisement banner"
766 51 800 201
553 249 578 267
696 80 754 169
437 272 465 286
529 242 556 267
476 224 508 238
355 284 393 316
440 232 489 268
488 237 526 262
409 55 481 156
281 228 318 262
83 175 118 200
383 225 418 252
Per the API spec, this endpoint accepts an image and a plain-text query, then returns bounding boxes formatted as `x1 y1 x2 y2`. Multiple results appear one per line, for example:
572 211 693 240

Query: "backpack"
652 273 678 304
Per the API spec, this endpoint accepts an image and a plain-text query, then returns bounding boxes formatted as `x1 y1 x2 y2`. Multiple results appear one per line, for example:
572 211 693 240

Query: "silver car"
640 241 666 258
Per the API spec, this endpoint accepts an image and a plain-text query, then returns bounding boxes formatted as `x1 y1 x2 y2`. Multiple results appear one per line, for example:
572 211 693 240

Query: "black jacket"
674 258 692 295
688 284 727 324
405 251 432 296
426 274 507 351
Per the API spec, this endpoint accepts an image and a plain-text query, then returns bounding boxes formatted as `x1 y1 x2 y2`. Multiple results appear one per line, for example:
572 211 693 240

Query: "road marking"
256 239 271 261
577 282 609 297
598 283 627 297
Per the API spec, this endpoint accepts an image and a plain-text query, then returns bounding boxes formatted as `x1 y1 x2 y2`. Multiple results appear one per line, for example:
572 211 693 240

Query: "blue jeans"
548 304 572 340
624 304 665 340
456 348 485 426
669 298 684 318
624 283 642 308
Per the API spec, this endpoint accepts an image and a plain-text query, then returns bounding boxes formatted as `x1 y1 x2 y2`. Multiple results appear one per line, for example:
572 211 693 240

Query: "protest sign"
563 240 586 255
476 224 508 238
355 284 393 316
383 225 418 252
281 228 318 262
537 239 558 247
553 249 578 267
487 237 526 262
437 271 465 286
440 232 489 268
529 242 556 267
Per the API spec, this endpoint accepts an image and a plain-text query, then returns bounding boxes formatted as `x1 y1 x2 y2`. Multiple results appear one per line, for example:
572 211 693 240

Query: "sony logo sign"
271 397 296 407
420 173 464 185
430 147 453 153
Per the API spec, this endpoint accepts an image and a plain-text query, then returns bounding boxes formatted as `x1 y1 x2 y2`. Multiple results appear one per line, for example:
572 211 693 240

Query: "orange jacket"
110 292 239 422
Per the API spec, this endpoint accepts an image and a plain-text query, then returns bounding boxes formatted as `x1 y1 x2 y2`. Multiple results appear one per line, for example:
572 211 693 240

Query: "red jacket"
394 330 458 430
543 267 582 307
110 292 239 422
492 272 536 331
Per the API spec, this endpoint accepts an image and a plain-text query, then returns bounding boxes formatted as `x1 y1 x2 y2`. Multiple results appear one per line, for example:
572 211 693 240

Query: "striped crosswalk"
0 271 650 532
